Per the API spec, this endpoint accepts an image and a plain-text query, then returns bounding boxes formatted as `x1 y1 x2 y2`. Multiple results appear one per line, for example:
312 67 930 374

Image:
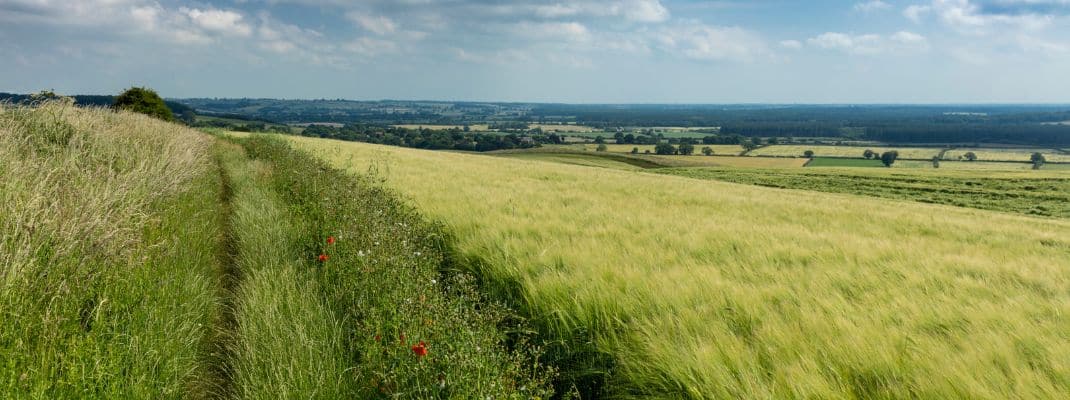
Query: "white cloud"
1016 34 1069 55
347 13 398 35
913 0 1054 33
182 8 252 37
509 21 591 42
502 0 670 23
619 0 670 23
807 31 929 55
854 1 893 12
656 23 768 62
779 39 803 49
343 37 398 56
890 30 931 50
904 4 932 22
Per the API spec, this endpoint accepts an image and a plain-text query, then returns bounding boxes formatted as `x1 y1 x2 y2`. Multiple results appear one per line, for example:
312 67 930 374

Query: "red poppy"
374 334 381 342
411 341 428 357
327 236 336 245
399 333 406 344
318 254 329 262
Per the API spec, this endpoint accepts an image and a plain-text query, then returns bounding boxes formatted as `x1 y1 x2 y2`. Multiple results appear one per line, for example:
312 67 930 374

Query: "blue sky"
1 0 1069 103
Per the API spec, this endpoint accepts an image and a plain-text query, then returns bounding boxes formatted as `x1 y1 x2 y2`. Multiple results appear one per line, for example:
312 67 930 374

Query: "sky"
1 0 1069 103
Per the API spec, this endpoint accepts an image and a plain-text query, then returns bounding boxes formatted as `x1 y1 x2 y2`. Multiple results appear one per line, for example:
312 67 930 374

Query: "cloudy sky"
1 0 1069 102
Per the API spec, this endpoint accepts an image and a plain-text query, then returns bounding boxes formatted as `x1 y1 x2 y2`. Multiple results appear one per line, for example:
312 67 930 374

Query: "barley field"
293 136 1070 399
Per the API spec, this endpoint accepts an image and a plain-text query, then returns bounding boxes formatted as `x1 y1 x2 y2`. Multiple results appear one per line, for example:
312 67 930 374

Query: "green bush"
113 87 174 122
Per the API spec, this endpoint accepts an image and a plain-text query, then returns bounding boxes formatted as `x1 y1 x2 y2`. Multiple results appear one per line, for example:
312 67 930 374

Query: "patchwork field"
493 152 644 170
530 123 597 132
750 145 943 159
944 148 1070 163
643 154 809 168
391 124 491 131
806 157 885 167
292 136 1070 399
579 143 745 154
659 167 1070 218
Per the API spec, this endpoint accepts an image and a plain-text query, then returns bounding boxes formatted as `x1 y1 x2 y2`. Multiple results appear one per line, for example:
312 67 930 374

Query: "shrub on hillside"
113 87 174 122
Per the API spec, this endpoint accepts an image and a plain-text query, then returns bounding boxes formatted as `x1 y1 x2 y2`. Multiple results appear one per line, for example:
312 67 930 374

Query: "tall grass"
293 136 1070 399
0 102 221 397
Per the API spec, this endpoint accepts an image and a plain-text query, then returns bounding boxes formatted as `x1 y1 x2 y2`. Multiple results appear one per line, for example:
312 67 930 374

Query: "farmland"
291 135 1070 399
805 157 886 167
944 148 1070 163
392 123 491 131
576 143 744 154
749 145 943 159
492 152 644 170
659 167 1070 218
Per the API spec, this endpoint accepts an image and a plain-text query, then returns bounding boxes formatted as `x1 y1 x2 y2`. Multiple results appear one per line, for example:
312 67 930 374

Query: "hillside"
0 104 551 398
292 136 1070 399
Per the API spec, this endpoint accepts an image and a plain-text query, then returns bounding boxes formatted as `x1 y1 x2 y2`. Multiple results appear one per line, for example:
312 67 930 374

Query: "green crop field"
751 145 943 159
292 136 1070 399
659 167 1070 218
896 160 1070 170
944 148 1070 163
806 157 886 167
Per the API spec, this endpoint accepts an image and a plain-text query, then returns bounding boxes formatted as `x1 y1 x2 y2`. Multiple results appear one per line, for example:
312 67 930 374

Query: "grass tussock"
293 136 1070 399
0 102 221 397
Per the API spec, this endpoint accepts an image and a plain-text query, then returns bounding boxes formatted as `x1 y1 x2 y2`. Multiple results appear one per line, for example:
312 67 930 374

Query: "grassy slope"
293 136 1070 399
659 167 1070 218
0 106 553 399
0 103 222 398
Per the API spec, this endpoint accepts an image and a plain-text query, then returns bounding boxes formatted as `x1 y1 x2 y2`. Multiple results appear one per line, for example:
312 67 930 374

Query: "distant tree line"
299 124 559 152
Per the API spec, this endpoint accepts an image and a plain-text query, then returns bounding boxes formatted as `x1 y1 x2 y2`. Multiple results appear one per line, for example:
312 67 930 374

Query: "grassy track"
659 167 1070 218
293 136 1070 399
215 142 350 399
